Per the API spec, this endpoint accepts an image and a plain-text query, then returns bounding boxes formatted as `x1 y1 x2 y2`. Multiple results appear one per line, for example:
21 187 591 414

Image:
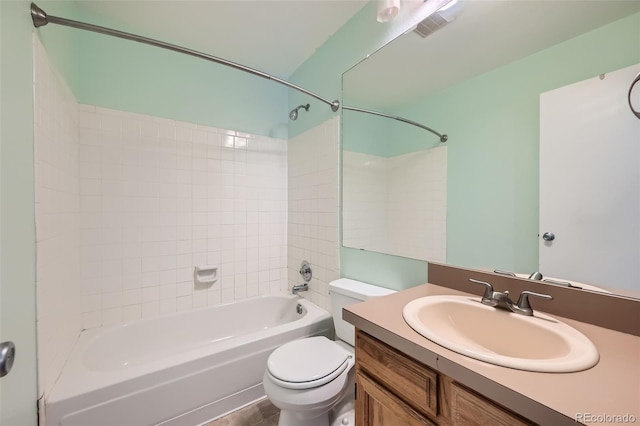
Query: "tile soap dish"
194 265 218 286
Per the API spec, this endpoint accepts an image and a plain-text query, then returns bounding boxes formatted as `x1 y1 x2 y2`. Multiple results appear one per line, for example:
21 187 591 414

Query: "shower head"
289 104 310 121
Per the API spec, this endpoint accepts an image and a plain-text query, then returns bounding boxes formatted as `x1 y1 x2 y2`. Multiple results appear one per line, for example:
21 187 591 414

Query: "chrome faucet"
493 269 544 280
292 283 309 295
469 279 552 316
528 271 543 280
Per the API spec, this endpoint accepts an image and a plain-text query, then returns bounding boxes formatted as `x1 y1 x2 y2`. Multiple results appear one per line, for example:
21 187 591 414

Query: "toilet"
263 278 395 426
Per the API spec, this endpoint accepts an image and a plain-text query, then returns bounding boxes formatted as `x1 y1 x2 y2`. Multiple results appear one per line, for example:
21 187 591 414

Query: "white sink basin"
403 295 599 372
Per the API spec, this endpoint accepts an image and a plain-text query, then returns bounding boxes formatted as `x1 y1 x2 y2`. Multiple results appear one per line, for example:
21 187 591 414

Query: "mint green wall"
341 249 431 289
34 2 81 96
302 9 639 290
33 3 289 139
395 11 640 277
289 0 449 140
76 30 289 138
342 109 393 156
291 0 454 290
342 108 444 158
0 1 38 423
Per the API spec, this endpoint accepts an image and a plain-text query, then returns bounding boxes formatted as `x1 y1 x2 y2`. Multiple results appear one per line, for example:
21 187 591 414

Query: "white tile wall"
287 117 341 311
342 151 388 252
77 106 288 328
33 36 82 396
342 146 447 262
387 147 447 261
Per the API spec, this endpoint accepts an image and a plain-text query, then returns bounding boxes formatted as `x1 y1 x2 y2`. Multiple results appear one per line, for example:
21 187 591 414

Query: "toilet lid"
267 336 352 389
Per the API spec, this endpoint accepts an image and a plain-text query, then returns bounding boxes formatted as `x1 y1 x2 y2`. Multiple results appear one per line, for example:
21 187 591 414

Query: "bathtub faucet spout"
292 283 309 295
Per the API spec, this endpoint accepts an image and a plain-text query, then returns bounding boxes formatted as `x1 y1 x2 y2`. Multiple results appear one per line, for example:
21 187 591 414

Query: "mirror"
342 0 640 298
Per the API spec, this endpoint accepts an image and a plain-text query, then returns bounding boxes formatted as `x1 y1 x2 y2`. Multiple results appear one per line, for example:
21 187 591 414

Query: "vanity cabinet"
450 382 531 426
355 372 436 426
354 330 535 426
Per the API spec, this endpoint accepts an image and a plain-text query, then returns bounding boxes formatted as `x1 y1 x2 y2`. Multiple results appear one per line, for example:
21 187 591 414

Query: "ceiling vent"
413 0 459 38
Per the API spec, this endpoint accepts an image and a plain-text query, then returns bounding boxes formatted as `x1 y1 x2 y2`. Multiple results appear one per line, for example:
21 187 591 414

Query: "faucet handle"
516 291 553 315
299 261 312 282
469 279 494 301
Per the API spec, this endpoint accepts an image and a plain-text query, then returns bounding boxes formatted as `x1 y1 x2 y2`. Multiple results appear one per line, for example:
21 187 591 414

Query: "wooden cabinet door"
451 383 534 426
356 331 438 420
356 371 436 426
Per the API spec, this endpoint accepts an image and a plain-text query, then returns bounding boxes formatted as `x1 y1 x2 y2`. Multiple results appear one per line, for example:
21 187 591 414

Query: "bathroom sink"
403 295 599 372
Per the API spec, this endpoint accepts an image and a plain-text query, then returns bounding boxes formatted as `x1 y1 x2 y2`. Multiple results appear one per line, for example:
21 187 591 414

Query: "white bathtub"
45 294 333 426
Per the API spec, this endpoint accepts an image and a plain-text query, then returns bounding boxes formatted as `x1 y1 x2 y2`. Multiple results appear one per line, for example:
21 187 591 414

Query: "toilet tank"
329 278 396 346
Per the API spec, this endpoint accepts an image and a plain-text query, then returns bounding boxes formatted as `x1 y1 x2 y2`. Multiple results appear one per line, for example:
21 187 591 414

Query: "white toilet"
263 278 395 426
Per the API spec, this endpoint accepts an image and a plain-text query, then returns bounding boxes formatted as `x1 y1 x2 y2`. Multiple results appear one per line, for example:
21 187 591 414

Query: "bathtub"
45 294 333 426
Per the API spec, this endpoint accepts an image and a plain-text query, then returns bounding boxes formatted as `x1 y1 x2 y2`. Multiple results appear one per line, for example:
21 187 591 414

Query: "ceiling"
344 0 640 108
74 0 369 78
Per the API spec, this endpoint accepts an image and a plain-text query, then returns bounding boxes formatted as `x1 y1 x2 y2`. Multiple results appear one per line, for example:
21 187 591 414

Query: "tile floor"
204 398 280 426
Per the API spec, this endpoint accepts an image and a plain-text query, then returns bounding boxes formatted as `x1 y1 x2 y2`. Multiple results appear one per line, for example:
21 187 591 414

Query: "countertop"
343 283 640 426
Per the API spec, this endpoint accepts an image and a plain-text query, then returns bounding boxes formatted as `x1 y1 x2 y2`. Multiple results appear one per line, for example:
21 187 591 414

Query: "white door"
1 1 39 424
539 63 640 292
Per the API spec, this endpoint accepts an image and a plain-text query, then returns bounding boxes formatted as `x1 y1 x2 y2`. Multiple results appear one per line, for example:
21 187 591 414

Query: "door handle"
0 341 16 378
542 232 555 242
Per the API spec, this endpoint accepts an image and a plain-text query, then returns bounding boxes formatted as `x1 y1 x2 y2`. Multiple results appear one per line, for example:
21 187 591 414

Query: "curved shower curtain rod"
29 3 340 113
343 106 448 143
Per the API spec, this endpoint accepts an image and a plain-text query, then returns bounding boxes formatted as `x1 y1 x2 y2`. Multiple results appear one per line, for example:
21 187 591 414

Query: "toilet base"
331 408 355 426
277 407 355 426
278 410 329 426
276 396 355 426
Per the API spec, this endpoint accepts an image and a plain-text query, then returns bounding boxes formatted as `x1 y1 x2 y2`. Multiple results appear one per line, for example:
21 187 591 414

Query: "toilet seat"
267 336 352 390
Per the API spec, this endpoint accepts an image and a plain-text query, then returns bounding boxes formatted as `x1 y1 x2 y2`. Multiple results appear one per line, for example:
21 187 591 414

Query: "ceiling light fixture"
377 0 401 23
